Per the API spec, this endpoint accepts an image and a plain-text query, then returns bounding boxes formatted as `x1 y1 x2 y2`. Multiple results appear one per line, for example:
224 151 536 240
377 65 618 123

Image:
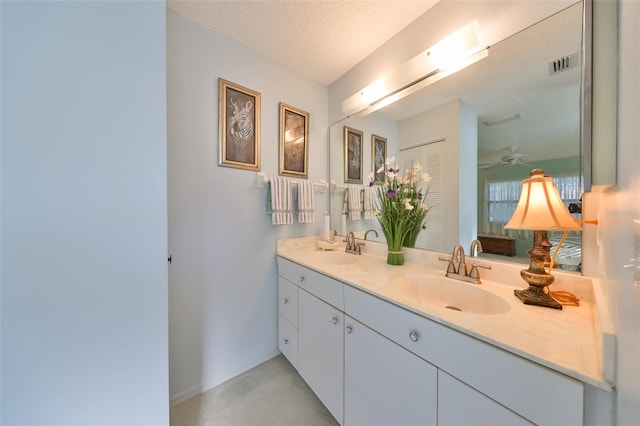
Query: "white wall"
167 10 328 406
1 1 168 424
586 0 640 423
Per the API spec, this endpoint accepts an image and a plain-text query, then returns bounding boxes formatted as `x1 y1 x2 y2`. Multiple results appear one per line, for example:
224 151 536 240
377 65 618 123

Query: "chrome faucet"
344 231 364 255
470 239 483 257
364 229 379 240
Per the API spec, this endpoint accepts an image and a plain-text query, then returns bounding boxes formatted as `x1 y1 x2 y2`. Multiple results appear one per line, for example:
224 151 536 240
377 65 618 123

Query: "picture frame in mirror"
344 126 363 184
372 134 387 184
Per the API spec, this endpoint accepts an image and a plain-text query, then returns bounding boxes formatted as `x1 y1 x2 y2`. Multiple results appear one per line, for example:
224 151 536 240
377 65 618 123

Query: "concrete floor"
171 355 340 426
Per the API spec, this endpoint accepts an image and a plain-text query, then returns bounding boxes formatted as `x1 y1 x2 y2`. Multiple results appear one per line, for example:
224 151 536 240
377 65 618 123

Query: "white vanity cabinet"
277 257 346 424
344 284 584 426
344 315 437 426
277 256 586 426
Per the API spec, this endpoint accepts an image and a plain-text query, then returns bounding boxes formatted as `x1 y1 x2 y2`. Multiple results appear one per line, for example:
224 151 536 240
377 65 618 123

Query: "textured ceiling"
166 0 438 85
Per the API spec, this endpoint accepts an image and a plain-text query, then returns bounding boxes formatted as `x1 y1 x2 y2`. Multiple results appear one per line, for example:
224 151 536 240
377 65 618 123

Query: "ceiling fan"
478 146 534 169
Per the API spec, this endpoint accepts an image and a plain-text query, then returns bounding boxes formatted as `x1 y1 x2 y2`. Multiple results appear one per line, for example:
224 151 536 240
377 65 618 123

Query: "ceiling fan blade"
478 162 503 169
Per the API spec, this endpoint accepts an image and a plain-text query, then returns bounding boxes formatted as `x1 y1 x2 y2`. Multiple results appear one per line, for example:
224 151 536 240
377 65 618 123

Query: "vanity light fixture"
482 113 522 127
342 20 488 117
504 169 582 309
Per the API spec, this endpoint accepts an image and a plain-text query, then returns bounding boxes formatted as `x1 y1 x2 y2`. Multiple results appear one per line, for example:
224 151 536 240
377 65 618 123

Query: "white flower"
377 165 385 173
405 202 415 211
413 164 422 172
420 203 429 211
422 173 432 183
368 172 374 180
385 156 396 165
387 171 396 180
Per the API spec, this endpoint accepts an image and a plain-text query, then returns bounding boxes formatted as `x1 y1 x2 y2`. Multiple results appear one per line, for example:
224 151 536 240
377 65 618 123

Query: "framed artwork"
344 126 363 184
279 103 309 178
372 134 387 184
218 78 261 171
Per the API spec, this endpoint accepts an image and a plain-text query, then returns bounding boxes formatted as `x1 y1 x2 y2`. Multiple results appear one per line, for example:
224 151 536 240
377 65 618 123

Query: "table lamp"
504 169 581 309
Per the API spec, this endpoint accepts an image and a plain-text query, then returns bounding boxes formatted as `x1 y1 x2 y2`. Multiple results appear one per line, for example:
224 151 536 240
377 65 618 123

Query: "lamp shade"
504 169 581 231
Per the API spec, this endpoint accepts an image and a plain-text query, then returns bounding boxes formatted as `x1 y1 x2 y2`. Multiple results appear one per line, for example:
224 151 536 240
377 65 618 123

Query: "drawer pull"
283 338 289 345
332 316 339 325
299 275 305 282
409 330 420 342
283 298 289 304
346 325 353 334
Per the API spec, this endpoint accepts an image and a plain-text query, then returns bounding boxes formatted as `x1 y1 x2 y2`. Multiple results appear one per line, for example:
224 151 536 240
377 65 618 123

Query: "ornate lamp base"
515 231 563 310
514 286 562 310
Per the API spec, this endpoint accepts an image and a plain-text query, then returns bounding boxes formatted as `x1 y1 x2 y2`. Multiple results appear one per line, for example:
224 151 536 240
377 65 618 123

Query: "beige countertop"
277 236 616 391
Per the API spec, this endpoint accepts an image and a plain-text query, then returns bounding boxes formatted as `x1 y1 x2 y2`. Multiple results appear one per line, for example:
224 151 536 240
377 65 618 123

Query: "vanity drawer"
278 314 298 369
344 285 583 425
277 257 344 310
278 277 298 325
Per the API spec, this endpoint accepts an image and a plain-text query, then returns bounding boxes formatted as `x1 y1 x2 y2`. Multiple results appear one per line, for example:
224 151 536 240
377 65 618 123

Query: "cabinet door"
344 316 437 426
298 289 344 424
438 371 532 426
278 314 297 369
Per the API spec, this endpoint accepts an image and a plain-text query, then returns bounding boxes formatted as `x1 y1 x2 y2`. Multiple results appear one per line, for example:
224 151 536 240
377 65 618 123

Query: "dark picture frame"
344 126 363 184
279 103 309 178
218 78 261 171
372 134 387 184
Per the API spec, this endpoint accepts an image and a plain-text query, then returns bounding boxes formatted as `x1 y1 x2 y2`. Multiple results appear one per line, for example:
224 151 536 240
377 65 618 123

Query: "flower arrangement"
370 156 432 265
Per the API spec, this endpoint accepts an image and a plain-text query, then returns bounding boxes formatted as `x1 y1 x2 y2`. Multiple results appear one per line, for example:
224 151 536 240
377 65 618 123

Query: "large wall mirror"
329 1 586 272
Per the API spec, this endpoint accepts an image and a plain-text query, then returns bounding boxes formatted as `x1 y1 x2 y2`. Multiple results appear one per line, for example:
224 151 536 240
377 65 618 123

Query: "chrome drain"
445 305 462 312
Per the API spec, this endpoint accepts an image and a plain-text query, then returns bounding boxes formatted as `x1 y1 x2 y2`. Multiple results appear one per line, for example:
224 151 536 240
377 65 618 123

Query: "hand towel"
269 177 293 225
348 185 362 221
363 186 376 220
297 180 315 224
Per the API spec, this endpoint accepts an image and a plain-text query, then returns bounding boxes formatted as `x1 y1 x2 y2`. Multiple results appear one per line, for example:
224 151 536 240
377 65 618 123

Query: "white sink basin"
307 250 360 265
394 274 510 315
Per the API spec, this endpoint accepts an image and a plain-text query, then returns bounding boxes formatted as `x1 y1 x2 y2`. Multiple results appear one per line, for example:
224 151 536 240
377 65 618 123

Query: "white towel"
270 177 293 225
348 185 362 221
363 186 376 220
297 180 315 224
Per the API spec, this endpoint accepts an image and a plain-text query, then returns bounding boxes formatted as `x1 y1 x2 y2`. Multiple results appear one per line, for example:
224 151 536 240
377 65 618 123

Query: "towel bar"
257 172 328 192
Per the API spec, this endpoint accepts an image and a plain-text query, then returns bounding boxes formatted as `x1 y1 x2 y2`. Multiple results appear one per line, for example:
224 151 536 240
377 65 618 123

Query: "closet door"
399 141 445 251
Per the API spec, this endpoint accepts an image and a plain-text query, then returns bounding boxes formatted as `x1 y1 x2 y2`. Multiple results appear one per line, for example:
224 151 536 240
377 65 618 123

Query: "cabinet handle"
346 325 353 334
283 298 289 304
409 330 420 342
283 338 289 345
299 275 305 282
331 316 339 325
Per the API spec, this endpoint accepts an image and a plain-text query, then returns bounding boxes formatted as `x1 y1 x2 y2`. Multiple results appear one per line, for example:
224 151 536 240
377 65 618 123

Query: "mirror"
329 2 585 271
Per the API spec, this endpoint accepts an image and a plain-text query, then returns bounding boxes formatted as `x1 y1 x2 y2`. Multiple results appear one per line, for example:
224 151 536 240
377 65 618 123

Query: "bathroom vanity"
276 236 615 425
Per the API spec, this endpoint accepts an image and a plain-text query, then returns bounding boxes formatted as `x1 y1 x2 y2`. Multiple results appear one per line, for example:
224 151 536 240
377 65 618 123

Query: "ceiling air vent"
548 51 579 75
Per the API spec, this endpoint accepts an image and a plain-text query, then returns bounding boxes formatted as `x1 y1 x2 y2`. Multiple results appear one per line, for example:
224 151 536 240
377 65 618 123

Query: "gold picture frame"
218 78 261 171
344 126 363 184
371 134 387 184
279 103 309 178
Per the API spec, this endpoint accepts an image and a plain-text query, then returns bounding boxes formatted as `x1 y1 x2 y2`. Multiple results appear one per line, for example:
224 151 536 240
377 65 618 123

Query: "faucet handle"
469 263 491 280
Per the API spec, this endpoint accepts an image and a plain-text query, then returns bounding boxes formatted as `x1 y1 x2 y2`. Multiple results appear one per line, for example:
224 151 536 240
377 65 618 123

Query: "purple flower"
386 189 396 198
